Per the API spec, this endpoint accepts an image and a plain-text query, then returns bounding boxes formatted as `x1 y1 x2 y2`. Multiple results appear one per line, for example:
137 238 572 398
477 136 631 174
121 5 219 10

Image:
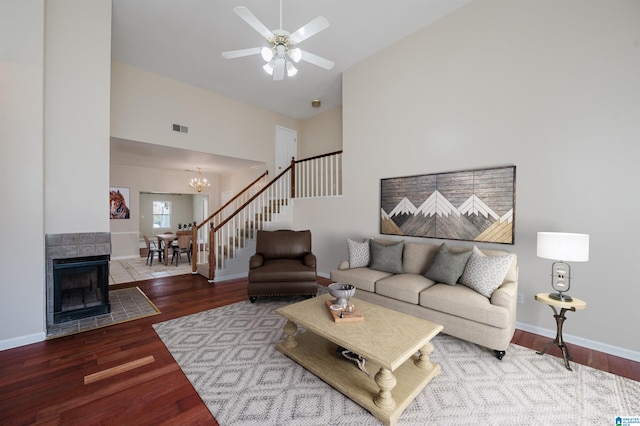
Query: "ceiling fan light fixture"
261 46 274 62
289 48 302 63
263 62 274 75
286 62 298 77
222 3 333 80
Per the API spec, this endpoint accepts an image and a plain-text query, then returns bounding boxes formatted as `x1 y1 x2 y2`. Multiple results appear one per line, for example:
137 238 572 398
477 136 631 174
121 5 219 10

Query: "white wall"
110 164 218 258
139 193 194 237
299 106 343 158
295 0 640 357
44 0 111 234
0 0 46 349
218 166 269 205
110 62 300 177
1 0 112 350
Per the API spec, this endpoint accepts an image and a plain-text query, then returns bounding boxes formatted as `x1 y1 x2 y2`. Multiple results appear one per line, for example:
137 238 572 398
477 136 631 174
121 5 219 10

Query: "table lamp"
537 232 589 302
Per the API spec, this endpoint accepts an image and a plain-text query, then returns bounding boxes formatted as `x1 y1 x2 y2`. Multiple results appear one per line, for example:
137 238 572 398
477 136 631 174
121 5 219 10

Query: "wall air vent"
172 124 188 133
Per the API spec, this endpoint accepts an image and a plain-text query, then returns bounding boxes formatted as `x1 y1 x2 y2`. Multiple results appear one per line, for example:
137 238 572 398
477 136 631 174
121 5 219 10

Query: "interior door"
275 125 297 173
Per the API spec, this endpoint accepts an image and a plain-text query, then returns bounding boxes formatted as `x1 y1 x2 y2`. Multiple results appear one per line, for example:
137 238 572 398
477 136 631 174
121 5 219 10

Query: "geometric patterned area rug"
47 287 160 339
153 296 640 425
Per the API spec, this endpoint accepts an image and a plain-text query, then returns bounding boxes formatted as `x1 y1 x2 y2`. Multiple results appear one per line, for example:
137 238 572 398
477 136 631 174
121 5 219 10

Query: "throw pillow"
424 243 472 285
369 239 404 274
459 246 514 298
347 239 370 268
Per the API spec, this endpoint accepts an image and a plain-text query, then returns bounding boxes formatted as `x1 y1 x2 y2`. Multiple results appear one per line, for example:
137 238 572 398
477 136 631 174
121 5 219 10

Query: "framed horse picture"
380 166 516 244
110 187 131 219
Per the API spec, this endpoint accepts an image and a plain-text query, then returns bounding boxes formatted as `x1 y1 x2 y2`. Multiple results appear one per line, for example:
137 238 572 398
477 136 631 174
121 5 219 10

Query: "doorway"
276 125 297 173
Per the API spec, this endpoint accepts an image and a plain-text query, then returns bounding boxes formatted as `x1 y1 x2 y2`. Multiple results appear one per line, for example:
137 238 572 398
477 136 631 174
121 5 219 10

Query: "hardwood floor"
1 274 638 425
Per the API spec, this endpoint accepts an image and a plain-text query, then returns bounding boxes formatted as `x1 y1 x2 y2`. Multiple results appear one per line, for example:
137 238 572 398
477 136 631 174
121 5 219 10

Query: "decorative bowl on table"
328 283 356 307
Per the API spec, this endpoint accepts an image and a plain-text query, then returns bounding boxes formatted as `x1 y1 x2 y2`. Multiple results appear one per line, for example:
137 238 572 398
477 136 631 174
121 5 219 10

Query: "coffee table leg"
282 320 298 348
415 341 436 370
374 367 397 411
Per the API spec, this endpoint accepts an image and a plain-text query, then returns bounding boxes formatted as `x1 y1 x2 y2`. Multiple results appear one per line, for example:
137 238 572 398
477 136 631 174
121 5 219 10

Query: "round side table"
534 293 586 371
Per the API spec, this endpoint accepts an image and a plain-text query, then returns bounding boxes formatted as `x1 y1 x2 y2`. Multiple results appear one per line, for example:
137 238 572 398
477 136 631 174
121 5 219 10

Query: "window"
152 201 171 228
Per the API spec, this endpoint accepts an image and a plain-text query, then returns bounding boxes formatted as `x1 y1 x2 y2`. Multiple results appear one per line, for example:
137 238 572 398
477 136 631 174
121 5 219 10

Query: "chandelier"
189 167 210 193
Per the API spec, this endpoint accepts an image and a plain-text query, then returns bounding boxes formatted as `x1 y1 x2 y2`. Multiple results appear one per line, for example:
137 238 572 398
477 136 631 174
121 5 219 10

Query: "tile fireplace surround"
45 232 111 329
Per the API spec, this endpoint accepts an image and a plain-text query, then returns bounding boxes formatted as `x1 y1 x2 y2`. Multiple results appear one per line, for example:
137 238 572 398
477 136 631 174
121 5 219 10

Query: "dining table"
155 233 177 266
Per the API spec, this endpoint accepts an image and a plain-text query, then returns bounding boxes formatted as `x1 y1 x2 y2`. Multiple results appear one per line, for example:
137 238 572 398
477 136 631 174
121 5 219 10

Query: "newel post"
290 157 296 199
208 223 215 282
191 222 198 274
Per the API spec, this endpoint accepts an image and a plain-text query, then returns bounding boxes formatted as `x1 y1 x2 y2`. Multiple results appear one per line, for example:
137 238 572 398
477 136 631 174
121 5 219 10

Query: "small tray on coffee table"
325 300 364 323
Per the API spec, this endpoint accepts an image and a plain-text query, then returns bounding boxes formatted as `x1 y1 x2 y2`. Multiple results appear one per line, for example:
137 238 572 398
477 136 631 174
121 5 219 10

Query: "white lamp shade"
537 232 589 262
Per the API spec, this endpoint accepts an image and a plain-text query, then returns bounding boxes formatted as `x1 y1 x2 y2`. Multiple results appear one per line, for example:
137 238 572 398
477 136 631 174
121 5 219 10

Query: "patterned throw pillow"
459 246 514 298
424 243 472 285
369 239 404 274
347 239 370 268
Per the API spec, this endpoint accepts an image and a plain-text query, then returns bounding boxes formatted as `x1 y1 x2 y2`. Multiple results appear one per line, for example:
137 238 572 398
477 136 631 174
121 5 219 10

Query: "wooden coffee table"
275 293 443 426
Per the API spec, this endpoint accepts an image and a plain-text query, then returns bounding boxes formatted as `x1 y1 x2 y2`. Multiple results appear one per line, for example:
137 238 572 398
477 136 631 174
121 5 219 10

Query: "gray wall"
139 193 195 239
294 0 640 358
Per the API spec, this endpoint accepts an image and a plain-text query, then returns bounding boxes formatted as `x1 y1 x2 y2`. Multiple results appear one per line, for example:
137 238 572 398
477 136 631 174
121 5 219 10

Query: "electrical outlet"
517 293 524 304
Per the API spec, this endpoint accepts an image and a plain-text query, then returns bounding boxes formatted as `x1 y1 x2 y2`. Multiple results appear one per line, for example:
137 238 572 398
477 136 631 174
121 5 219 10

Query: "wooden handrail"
195 170 268 232
192 170 268 274
294 150 343 164
195 150 343 280
214 164 292 232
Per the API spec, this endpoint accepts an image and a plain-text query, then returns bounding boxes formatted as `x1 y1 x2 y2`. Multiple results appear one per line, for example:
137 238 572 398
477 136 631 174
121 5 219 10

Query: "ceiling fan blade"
289 16 330 44
273 58 285 81
234 7 274 40
300 50 335 70
221 47 262 59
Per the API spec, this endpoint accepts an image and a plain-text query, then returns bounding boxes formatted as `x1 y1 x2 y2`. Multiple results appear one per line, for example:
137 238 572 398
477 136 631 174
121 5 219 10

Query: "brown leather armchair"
248 229 318 302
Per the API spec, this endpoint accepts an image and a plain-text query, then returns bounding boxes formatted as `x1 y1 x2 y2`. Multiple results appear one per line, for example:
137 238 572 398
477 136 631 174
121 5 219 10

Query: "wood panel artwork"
380 166 516 244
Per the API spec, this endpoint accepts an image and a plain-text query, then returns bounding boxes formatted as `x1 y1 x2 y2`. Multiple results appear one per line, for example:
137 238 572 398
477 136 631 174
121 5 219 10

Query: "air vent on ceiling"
172 124 188 133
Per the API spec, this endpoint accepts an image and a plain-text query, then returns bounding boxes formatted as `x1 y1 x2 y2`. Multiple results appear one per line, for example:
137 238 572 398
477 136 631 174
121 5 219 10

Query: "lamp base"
549 292 573 302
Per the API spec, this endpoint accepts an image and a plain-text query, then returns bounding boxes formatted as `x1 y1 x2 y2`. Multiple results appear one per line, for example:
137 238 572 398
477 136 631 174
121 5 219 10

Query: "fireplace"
45 232 112 330
53 255 110 323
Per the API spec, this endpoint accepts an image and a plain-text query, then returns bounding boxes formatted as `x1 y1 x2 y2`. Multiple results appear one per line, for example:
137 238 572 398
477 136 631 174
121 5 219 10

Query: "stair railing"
292 150 343 199
191 171 269 274
205 166 292 280
194 150 343 281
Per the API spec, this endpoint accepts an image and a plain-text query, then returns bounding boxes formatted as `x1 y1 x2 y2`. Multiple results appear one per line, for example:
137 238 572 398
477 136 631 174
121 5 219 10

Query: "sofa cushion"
480 248 518 283
369 239 404 274
459 246 514 298
376 274 435 305
347 239 370 268
419 283 509 328
402 242 439 275
424 243 472 285
330 267 392 293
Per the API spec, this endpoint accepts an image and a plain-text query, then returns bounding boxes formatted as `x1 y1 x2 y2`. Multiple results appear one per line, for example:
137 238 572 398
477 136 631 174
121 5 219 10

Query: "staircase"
191 150 342 282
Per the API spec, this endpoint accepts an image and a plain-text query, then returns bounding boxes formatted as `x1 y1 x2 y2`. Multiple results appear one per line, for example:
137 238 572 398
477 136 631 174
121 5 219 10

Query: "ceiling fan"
221 0 335 81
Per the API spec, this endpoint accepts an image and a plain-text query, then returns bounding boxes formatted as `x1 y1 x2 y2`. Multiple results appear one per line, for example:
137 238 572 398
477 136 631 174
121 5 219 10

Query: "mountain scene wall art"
380 166 516 244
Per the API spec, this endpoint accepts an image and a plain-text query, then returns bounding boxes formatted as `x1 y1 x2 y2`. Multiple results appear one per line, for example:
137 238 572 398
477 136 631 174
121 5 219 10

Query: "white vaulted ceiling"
111 0 471 121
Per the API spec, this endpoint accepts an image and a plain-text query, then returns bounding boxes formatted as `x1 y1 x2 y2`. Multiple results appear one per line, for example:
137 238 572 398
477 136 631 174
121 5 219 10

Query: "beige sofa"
330 239 518 359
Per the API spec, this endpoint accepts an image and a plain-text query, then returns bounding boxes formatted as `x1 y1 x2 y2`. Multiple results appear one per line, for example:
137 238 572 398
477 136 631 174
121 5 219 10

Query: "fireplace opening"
53 255 110 323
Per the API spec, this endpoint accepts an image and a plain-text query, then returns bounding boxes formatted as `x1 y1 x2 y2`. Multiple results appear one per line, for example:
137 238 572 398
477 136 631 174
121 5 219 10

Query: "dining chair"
171 235 192 266
144 235 163 265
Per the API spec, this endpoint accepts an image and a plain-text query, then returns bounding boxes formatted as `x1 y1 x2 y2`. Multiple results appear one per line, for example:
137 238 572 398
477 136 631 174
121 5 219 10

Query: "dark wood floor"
1 274 638 425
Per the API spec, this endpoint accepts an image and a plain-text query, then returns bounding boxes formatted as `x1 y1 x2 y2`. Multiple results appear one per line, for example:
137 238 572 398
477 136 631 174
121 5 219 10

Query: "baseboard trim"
0 331 46 351
213 272 249 282
516 321 640 362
